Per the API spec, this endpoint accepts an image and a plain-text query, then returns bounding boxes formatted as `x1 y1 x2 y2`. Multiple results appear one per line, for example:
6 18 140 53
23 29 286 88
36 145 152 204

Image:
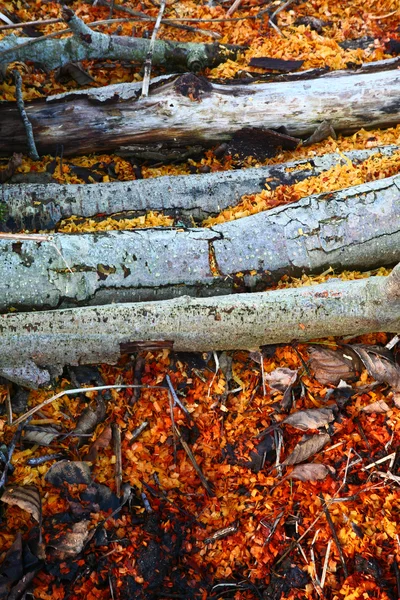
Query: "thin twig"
260 352 266 397
166 374 193 423
227 0 244 17
141 0 166 97
168 383 178 465
386 334 399 350
318 493 348 578
5 385 12 425
320 539 332 589
12 384 169 427
174 424 214 495
109 0 115 19
13 70 39 161
0 17 62 31
112 423 122 498
129 421 148 443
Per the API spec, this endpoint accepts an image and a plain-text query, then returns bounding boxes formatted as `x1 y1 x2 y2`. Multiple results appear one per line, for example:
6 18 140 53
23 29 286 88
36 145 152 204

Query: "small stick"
112 423 122 498
260 352 266 397
141 490 153 512
131 354 145 405
141 0 166 97
364 452 396 470
129 421 148 443
204 522 238 544
166 374 193 423
13 70 39 161
168 384 178 465
0 17 63 31
109 0 115 19
386 334 399 350
0 418 28 489
320 539 332 589
318 494 348 579
227 0 244 17
174 425 214 496
5 385 12 425
13 384 169 427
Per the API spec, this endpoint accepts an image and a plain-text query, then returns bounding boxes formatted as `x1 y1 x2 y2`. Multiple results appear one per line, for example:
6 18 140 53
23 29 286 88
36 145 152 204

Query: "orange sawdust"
1 323 399 598
204 149 400 226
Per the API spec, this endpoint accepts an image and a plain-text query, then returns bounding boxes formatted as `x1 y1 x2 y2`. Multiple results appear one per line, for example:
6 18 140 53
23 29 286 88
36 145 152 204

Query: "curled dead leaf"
85 425 112 462
282 432 331 466
361 400 390 413
309 347 361 385
1 485 41 522
283 408 335 431
287 463 333 482
264 368 297 392
48 521 90 559
350 345 400 391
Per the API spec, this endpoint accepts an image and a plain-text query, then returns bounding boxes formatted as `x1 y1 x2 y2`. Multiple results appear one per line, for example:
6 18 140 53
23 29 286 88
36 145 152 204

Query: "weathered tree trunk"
0 264 398 371
2 66 400 157
1 174 399 311
2 145 398 230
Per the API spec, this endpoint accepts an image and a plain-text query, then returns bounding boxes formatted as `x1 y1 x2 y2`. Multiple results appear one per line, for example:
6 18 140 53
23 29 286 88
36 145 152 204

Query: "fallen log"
0 264 398 371
0 8 239 76
1 145 398 230
2 65 400 156
1 174 399 311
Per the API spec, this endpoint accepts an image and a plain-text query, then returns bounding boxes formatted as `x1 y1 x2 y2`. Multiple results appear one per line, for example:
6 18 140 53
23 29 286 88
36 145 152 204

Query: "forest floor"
0 0 400 599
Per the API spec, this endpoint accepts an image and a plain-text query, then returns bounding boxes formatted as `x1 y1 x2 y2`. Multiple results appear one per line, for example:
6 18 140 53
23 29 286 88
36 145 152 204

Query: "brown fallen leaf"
282 433 331 466
23 427 59 446
393 393 400 409
309 347 362 385
361 400 390 414
283 408 335 431
48 521 90 559
1 485 41 522
350 345 400 391
265 368 298 391
287 463 333 482
85 425 112 462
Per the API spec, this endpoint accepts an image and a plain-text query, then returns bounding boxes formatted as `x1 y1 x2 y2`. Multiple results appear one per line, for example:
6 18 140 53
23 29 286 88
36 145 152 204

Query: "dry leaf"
350 345 400 391
283 408 335 431
264 368 298 392
287 463 333 482
1 485 41 522
361 400 390 413
85 425 112 462
309 347 361 385
48 521 90 559
393 393 400 409
282 433 330 466
23 427 59 446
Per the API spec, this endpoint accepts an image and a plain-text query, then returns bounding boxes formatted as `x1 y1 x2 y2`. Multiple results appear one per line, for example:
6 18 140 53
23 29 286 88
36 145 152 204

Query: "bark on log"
2 66 400 157
1 174 399 311
1 146 398 231
0 264 399 370
0 9 239 76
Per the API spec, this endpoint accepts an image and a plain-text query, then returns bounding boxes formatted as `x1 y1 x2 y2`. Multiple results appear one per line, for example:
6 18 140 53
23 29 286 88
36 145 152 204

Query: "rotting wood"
0 174 399 311
2 145 398 231
1 64 400 157
0 264 398 371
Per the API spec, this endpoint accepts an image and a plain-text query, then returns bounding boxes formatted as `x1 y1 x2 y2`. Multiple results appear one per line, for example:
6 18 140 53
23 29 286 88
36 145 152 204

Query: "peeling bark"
1 145 398 231
0 265 398 370
1 67 400 157
1 174 399 311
